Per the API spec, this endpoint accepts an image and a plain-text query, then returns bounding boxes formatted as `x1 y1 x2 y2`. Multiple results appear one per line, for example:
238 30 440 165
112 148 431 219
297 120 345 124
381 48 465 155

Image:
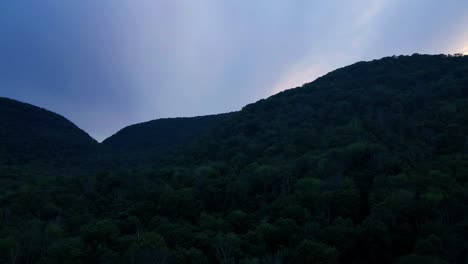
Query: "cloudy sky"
1 0 467 141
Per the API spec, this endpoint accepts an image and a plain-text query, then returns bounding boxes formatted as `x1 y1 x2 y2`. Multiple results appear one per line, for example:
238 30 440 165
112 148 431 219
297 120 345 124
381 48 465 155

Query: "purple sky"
1 0 467 141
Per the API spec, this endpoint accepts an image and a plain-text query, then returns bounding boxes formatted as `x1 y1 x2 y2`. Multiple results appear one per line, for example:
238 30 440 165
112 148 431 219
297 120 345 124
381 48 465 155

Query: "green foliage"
1 54 468 263
293 240 338 264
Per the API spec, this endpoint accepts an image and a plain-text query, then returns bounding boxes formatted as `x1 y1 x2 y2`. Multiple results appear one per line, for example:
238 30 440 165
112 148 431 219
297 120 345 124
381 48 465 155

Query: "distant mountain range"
0 96 232 172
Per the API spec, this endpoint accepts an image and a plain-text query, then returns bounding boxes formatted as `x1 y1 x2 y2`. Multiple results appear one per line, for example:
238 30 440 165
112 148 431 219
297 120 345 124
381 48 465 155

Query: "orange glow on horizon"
463 45 468 55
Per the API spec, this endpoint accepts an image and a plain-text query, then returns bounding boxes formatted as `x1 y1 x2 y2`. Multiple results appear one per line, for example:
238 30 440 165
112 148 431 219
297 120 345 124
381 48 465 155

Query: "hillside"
0 97 97 168
0 54 467 263
0 98 231 172
102 113 231 163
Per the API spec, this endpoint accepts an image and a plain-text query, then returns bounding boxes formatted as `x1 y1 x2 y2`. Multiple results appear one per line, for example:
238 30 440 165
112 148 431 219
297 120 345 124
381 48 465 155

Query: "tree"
213 233 241 264
292 240 338 264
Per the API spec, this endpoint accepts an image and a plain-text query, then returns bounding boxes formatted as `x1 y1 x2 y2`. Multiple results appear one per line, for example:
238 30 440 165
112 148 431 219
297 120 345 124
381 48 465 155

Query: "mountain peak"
0 97 97 166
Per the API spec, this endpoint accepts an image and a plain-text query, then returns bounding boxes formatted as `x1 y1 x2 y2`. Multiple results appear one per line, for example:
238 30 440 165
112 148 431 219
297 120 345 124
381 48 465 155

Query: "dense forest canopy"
0 54 468 263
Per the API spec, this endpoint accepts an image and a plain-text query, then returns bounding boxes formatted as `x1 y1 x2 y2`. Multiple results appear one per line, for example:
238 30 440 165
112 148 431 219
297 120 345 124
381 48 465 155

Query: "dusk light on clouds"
1 0 467 141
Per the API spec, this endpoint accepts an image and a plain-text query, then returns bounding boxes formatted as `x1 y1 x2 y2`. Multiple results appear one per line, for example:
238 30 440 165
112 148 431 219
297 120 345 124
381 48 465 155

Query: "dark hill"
103 113 231 153
0 98 230 171
194 54 468 165
1 54 468 264
100 113 232 166
136 54 468 263
0 97 97 167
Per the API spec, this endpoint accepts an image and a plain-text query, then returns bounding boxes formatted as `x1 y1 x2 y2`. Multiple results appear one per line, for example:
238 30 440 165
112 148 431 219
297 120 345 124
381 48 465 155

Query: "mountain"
0 98 230 171
0 54 467 264
179 54 468 176
102 113 231 163
0 97 97 168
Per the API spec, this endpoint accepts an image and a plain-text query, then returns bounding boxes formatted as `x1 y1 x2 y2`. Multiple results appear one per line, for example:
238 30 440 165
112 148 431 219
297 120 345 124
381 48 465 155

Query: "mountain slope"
0 97 97 167
0 98 230 171
102 113 231 160
1 54 467 264
119 54 468 263
193 54 468 164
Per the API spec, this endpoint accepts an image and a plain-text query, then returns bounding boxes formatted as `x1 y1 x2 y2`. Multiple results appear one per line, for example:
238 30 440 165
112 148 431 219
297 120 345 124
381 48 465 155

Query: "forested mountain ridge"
1 54 468 264
102 113 232 164
0 98 232 173
0 97 97 167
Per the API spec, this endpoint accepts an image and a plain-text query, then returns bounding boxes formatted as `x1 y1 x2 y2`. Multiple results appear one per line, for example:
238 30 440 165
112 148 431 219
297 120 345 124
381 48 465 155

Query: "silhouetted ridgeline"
0 98 231 173
101 113 232 165
0 54 467 263
0 97 97 169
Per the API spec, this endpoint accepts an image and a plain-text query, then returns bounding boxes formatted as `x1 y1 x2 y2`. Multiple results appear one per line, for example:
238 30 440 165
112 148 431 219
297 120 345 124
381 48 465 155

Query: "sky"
1 0 467 141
